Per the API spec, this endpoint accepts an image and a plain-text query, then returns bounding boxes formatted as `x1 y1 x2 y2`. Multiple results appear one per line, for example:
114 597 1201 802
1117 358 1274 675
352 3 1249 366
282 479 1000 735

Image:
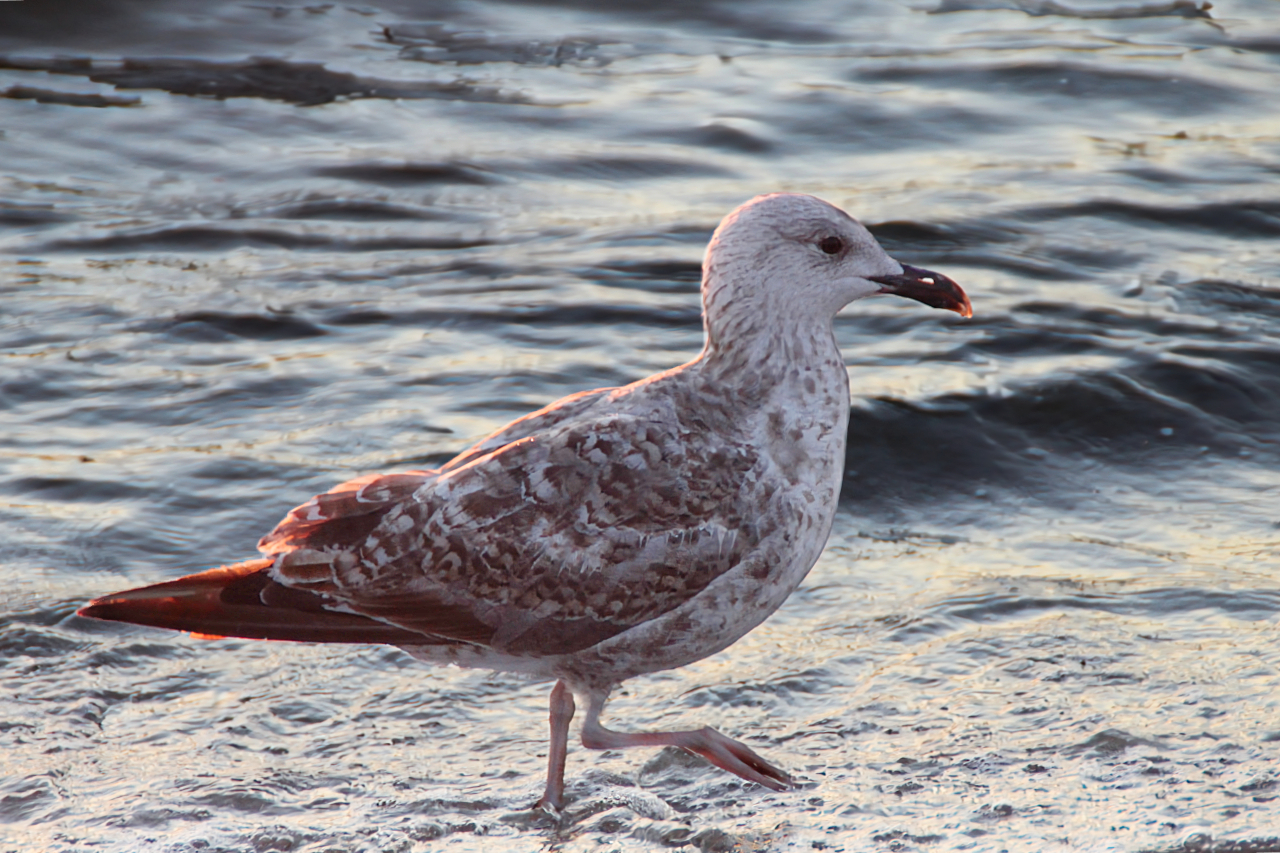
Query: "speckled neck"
694 265 849 406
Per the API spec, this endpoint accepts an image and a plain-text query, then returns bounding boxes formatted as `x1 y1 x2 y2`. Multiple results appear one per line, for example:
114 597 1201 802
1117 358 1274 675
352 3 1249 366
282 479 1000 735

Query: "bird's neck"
692 313 850 412
696 260 849 375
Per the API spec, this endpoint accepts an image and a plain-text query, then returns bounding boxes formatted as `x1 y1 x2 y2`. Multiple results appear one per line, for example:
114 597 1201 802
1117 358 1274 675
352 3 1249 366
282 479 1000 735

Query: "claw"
686 727 792 790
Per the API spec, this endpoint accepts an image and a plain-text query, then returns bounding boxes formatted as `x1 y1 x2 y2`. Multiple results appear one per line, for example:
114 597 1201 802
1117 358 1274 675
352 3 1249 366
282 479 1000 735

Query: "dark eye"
819 236 843 255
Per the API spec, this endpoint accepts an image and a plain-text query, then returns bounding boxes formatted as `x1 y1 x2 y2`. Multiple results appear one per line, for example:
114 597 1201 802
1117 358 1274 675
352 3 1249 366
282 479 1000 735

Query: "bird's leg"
535 680 576 811
579 690 791 791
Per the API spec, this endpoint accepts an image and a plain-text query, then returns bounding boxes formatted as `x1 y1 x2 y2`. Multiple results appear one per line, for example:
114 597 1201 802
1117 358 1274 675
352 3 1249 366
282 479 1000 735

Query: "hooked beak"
869 264 972 318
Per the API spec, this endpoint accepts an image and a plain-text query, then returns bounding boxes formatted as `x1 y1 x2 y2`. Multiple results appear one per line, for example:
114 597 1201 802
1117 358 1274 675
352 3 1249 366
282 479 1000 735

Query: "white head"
700 193 969 352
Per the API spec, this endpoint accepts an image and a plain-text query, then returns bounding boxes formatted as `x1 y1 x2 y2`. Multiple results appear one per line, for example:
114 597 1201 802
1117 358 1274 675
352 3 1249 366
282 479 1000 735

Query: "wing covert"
259 406 766 656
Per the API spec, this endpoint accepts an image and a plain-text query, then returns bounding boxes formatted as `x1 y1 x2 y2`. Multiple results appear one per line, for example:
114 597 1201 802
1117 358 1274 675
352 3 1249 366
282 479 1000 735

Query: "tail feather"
77 559 433 645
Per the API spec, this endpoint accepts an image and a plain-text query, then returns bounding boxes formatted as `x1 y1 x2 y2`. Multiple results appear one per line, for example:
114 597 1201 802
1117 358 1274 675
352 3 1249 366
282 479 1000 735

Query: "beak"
869 264 972 318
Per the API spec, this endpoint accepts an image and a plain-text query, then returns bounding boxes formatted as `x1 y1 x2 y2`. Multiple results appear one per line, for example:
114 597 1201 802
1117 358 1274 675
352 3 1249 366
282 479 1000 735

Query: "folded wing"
77 559 435 644
81 392 766 657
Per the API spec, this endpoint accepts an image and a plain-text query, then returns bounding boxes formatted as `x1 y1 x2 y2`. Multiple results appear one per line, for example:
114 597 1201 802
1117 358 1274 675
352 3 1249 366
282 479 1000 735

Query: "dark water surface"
2 1 1279 851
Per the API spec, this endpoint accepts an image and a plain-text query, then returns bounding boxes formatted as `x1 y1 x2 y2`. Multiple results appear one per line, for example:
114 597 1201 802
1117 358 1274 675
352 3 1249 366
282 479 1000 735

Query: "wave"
0 55 531 106
843 278 1280 505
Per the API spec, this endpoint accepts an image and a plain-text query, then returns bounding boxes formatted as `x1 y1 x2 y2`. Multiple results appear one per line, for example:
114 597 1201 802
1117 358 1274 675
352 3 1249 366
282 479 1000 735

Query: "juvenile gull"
79 193 970 809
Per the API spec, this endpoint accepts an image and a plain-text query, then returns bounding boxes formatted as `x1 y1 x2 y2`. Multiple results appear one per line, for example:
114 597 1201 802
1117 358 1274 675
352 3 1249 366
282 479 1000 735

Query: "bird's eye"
819 236 843 255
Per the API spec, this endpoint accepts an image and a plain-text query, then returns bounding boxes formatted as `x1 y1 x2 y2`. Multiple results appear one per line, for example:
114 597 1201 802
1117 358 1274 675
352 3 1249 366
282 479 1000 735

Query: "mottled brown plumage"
261 381 775 656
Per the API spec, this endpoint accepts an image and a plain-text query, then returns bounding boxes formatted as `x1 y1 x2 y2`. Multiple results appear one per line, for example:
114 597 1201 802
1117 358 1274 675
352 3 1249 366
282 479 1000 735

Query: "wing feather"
258 401 765 656
76 560 452 645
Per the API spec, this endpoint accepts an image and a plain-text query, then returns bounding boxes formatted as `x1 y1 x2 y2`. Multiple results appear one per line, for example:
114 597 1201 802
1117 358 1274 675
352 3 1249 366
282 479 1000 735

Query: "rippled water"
2 1 1279 851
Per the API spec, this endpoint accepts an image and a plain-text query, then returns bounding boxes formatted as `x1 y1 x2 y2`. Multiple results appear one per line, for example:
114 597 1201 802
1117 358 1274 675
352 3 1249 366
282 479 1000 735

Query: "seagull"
78 193 970 810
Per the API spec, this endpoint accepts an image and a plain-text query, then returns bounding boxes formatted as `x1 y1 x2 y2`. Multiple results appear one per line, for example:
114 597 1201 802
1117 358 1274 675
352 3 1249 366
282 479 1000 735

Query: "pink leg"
579 692 791 791
536 680 575 811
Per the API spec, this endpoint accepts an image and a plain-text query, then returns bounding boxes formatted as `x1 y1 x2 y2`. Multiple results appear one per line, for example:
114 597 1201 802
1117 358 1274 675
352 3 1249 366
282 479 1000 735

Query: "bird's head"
701 193 970 337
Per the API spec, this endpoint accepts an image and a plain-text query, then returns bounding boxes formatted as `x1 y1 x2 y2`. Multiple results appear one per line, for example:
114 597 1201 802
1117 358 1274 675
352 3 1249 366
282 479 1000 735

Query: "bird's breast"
760 358 851 490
